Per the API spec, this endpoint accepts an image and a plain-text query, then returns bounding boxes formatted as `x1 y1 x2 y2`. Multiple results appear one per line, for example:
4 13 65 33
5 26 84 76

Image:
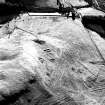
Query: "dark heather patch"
33 39 46 45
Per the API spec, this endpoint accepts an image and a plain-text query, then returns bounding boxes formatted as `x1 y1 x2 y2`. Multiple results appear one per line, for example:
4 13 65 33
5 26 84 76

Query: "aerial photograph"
0 0 105 105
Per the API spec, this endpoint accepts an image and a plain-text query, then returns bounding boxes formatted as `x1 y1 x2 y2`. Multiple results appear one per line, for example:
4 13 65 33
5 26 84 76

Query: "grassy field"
0 12 105 105
0 0 105 104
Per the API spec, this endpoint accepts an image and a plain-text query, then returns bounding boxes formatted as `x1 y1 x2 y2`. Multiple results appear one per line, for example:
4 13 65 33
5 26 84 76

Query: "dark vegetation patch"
33 39 46 45
0 3 25 24
82 15 105 39
0 88 29 105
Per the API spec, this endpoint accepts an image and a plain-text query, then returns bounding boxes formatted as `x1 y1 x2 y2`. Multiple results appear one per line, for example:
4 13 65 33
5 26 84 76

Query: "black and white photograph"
0 0 105 105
